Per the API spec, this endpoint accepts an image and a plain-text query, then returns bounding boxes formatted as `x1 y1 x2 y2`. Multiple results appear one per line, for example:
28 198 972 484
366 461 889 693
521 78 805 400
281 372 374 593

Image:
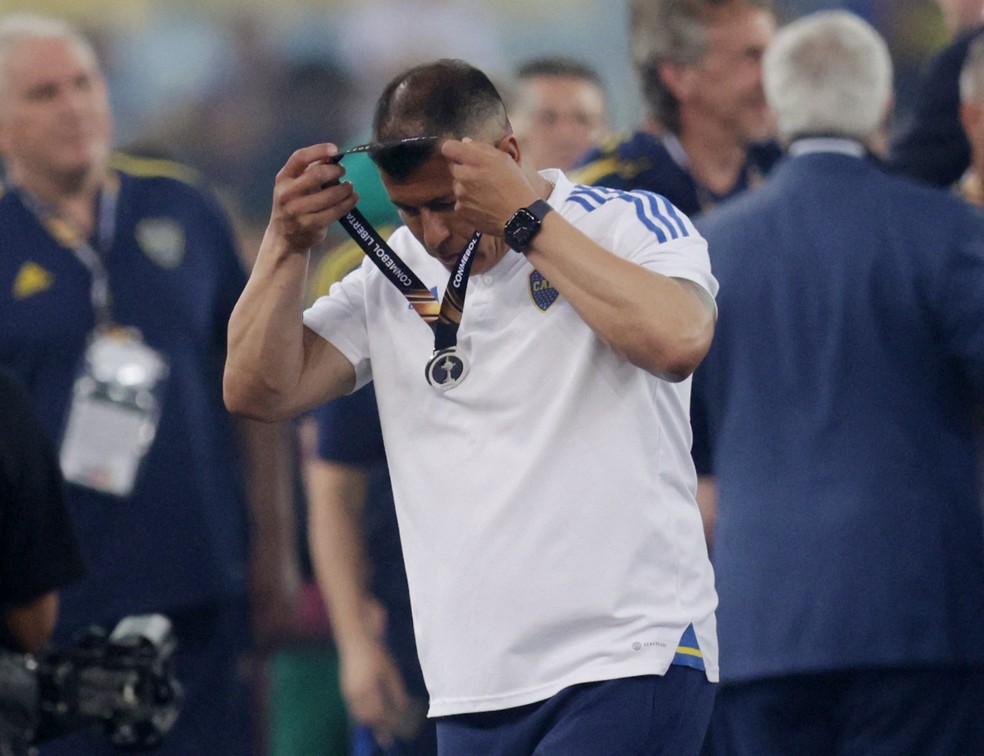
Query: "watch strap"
525 199 553 224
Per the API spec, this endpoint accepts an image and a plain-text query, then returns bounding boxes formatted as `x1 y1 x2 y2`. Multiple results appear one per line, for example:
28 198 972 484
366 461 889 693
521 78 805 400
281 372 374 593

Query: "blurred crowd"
18 0 949 243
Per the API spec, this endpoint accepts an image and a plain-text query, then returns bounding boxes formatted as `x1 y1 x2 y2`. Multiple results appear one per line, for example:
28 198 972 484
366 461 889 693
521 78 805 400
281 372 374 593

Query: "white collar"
787 138 866 159
660 132 690 170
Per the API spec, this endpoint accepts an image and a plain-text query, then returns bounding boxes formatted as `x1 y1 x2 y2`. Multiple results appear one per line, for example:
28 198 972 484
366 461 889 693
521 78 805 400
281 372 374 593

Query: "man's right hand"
339 634 411 747
268 143 359 254
224 143 359 422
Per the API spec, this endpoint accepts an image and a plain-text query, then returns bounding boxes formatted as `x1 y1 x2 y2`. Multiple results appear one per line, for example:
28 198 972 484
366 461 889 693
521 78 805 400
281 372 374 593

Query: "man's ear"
659 61 694 102
496 133 522 164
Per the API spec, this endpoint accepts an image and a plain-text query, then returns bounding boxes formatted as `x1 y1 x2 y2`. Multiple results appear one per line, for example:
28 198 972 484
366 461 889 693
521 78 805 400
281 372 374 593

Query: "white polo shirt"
303 170 719 716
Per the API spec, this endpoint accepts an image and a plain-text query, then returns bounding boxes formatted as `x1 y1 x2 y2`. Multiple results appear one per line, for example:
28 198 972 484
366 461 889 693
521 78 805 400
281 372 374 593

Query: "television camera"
0 614 181 755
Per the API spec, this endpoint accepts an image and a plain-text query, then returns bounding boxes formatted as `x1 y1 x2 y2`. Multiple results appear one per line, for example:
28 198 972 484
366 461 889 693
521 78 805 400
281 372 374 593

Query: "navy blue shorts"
436 666 715 755
707 665 984 755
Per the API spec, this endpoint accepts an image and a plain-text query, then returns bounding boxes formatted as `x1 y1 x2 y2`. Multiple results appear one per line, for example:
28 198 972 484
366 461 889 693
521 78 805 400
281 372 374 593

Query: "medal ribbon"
338 208 480 351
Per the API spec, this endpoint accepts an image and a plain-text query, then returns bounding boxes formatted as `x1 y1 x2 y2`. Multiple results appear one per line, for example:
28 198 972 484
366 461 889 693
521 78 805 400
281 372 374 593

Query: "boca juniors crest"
529 270 558 311
136 218 186 269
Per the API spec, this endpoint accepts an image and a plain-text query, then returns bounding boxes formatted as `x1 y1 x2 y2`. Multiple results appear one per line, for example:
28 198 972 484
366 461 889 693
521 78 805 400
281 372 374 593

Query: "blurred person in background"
508 56 609 172
694 11 984 754
0 13 299 755
573 0 779 218
307 384 437 756
572 0 780 545
940 0 984 32
301 150 431 754
889 0 984 186
0 366 85 655
266 205 427 756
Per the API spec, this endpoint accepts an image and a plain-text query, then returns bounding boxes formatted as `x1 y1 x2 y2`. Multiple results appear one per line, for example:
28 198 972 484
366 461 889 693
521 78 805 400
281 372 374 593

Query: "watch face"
512 224 535 246
506 208 538 250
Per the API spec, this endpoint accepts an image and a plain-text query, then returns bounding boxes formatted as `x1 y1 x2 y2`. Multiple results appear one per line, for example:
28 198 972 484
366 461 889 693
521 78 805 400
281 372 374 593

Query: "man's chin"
49 153 104 186
436 253 462 271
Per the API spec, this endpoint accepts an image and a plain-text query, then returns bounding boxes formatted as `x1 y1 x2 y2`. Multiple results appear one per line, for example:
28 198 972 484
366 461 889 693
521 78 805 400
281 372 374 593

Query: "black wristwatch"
504 199 553 253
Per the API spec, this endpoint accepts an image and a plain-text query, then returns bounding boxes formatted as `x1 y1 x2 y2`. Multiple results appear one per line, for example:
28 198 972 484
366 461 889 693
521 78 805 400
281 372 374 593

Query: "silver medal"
425 347 469 391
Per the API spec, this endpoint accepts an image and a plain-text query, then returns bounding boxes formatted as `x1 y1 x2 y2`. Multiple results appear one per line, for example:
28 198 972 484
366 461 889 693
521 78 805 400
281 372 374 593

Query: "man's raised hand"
269 143 359 252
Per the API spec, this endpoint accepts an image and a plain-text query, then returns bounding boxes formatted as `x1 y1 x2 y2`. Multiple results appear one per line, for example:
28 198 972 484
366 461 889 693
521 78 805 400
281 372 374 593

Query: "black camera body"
0 614 181 755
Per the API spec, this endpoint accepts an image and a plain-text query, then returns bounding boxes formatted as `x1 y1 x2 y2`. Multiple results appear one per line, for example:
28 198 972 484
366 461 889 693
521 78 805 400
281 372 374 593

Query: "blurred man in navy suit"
696 11 984 754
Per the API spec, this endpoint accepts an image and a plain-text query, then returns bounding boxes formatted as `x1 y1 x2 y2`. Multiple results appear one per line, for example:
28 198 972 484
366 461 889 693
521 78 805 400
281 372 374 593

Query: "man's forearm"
225 143 360 421
306 460 379 651
239 418 302 646
224 237 312 420
525 214 716 381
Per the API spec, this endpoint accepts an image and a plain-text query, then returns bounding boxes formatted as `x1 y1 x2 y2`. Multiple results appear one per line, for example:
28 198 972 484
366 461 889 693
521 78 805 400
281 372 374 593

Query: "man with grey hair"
0 13 299 755
694 10 984 754
573 0 779 218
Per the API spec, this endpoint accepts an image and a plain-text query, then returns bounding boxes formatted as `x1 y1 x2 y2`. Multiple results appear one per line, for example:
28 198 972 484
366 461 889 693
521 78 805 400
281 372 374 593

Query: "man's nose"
62 86 93 115
420 209 450 248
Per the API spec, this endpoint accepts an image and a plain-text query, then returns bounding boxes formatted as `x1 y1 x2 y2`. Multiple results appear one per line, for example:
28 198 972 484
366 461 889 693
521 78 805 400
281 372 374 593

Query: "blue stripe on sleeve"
648 192 688 239
568 184 609 212
568 185 691 243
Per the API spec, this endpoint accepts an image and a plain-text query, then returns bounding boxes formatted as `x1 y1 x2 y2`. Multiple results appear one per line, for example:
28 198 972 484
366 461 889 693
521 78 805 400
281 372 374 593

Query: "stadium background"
9 0 950 180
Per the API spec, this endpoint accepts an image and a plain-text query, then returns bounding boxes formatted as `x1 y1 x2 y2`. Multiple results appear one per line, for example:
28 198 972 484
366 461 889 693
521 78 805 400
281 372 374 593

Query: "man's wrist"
503 199 553 253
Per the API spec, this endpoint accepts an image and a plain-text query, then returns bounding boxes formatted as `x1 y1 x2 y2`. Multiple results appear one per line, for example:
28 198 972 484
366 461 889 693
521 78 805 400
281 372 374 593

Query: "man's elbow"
656 353 705 383
649 346 708 382
666 327 714 382
223 370 287 422
628 320 714 382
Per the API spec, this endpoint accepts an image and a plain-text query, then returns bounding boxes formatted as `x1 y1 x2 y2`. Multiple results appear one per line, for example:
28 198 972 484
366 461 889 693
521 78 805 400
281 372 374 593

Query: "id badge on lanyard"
19 180 172 496
59 326 169 497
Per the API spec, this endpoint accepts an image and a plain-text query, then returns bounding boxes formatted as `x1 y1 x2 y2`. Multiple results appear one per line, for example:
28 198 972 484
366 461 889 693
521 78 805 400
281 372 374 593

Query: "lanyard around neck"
338 207 481 352
19 180 119 326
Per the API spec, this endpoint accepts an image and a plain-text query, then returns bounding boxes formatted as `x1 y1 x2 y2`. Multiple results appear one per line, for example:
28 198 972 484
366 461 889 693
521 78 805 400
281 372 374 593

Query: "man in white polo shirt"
225 58 719 755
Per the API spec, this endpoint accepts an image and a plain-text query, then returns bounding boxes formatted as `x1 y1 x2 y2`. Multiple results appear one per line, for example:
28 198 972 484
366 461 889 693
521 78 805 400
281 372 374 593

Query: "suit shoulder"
880 167 977 216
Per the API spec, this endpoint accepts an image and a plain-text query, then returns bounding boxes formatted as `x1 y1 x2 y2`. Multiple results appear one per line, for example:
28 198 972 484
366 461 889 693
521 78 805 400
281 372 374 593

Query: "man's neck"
12 167 106 236
675 118 751 196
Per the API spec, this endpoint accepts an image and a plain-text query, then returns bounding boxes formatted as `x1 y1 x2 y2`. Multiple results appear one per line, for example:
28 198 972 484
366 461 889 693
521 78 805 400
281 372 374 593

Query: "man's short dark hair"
516 56 605 91
371 58 510 180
